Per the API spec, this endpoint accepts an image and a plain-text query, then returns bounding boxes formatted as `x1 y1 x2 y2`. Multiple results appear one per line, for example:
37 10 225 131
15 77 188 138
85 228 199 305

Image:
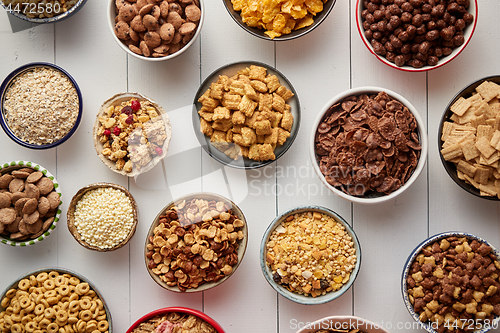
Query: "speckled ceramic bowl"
126 307 224 333
0 0 88 24
0 267 112 332
260 205 361 305
295 315 390 333
402 232 500 333
0 161 62 246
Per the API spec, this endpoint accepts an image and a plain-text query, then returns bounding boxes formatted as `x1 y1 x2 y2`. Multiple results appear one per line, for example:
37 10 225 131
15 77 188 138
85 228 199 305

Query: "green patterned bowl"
0 161 62 246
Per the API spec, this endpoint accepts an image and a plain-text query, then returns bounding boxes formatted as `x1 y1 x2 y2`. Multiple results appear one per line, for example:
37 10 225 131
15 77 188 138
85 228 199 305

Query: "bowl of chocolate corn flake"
310 87 428 204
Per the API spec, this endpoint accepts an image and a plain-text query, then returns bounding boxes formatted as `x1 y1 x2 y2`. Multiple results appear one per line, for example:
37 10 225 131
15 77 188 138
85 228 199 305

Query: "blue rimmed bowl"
402 232 500 333
0 161 62 246
260 205 361 305
0 0 88 24
0 62 83 149
0 267 112 332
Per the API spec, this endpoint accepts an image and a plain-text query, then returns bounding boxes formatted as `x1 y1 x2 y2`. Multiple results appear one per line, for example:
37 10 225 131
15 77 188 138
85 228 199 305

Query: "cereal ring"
76 320 86 332
25 321 37 333
11 323 23 333
68 301 79 312
79 299 91 310
44 307 56 319
19 296 30 308
12 302 21 314
36 273 48 284
11 313 21 322
86 290 96 298
68 294 78 302
18 279 30 291
56 310 68 322
40 299 49 309
68 277 80 286
48 271 59 280
86 322 97 332
29 275 37 287
58 285 70 296
79 310 92 321
21 314 33 325
75 283 89 295
67 315 78 324
97 320 108 332
47 322 59 333
1 297 10 308
25 301 35 313
16 290 28 299
5 289 16 298
47 297 58 306
43 279 55 290
89 301 97 313
44 290 56 298
33 304 45 316
39 317 50 329
54 276 66 287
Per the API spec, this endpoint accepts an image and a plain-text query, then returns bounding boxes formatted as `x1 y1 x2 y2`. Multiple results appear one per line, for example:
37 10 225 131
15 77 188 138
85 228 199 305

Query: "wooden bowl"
93 92 172 177
67 183 138 252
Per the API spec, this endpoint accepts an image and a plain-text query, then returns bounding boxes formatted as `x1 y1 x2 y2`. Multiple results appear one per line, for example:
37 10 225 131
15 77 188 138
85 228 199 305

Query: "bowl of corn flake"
223 0 336 40
93 92 172 177
439 76 500 200
260 205 361 305
193 61 300 169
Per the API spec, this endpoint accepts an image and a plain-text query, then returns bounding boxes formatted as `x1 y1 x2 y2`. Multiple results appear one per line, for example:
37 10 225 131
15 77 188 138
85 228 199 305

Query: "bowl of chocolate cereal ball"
0 267 112 333
402 232 500 333
0 63 83 149
260 205 361 305
0 161 62 246
356 0 477 71
93 92 172 177
145 192 248 292
0 0 88 24
67 182 138 252
310 86 428 204
193 61 300 169
295 315 390 333
223 0 336 41
126 307 224 333
439 76 500 200
108 0 204 61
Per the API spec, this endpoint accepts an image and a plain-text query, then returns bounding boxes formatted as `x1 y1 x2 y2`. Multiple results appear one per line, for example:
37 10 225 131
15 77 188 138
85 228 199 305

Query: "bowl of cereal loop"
0 0 88 23
126 307 225 333
402 232 500 333
0 62 83 149
260 205 361 305
223 0 336 40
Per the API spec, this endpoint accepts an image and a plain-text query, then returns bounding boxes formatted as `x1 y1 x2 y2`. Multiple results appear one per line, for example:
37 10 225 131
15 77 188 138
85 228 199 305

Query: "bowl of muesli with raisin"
0 62 83 149
93 92 172 177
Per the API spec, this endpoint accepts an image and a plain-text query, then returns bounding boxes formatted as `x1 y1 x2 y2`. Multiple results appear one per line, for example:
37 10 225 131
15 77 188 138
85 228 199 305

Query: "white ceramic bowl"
260 205 361 305
356 0 478 72
107 0 204 61
402 232 500 333
296 315 390 333
310 87 428 204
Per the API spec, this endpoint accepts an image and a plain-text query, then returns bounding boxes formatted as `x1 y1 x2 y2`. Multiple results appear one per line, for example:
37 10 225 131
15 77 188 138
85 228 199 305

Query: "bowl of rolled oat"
260 205 361 305
145 192 248 292
126 307 224 333
295 315 390 333
0 0 88 24
93 92 172 177
0 63 83 149
402 232 500 333
310 87 428 204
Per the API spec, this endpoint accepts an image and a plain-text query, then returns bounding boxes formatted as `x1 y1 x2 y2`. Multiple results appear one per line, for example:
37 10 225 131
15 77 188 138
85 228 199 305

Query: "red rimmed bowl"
126 307 225 333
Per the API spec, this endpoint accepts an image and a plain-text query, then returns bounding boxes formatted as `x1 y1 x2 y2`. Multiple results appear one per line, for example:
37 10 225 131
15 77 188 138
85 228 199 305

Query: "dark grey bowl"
222 0 336 41
438 75 500 201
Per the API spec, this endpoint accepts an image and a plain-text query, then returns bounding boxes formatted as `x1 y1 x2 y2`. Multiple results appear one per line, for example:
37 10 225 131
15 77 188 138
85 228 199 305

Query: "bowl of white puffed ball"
67 182 138 252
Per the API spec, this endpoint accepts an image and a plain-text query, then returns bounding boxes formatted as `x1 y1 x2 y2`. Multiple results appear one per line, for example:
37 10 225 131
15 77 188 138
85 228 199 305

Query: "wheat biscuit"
9 178 25 193
11 170 30 179
0 193 11 209
0 174 12 189
38 197 50 216
47 192 61 210
36 178 54 196
25 183 41 199
26 171 44 183
26 219 43 234
0 208 16 224
22 198 38 216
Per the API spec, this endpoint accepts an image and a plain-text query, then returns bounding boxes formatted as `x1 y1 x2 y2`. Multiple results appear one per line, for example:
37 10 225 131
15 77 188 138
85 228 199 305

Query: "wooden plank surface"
1 1 499 333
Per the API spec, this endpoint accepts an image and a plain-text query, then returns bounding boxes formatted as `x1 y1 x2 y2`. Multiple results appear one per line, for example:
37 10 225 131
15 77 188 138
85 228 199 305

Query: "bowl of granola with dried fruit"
93 92 172 177
402 232 500 333
145 192 247 292
126 307 224 333
295 315 390 333
108 0 204 61
0 161 62 246
0 0 88 24
310 87 428 204
0 62 83 149
260 205 361 305
193 61 300 169
439 76 500 200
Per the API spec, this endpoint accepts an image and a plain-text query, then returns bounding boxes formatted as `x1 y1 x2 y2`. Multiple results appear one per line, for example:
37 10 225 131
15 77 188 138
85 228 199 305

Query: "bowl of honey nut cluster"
0 161 62 246
109 0 204 61
126 307 224 333
356 0 477 71
93 92 172 177
310 87 428 204
260 205 361 305
402 232 500 333
145 192 248 292
0 0 88 23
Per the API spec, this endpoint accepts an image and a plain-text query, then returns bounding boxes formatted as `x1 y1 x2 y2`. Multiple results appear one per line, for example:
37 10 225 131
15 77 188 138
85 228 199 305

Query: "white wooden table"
1 1 500 332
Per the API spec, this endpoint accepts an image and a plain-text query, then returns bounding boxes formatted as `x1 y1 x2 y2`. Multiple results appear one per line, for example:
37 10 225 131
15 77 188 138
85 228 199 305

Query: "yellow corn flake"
231 0 328 39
